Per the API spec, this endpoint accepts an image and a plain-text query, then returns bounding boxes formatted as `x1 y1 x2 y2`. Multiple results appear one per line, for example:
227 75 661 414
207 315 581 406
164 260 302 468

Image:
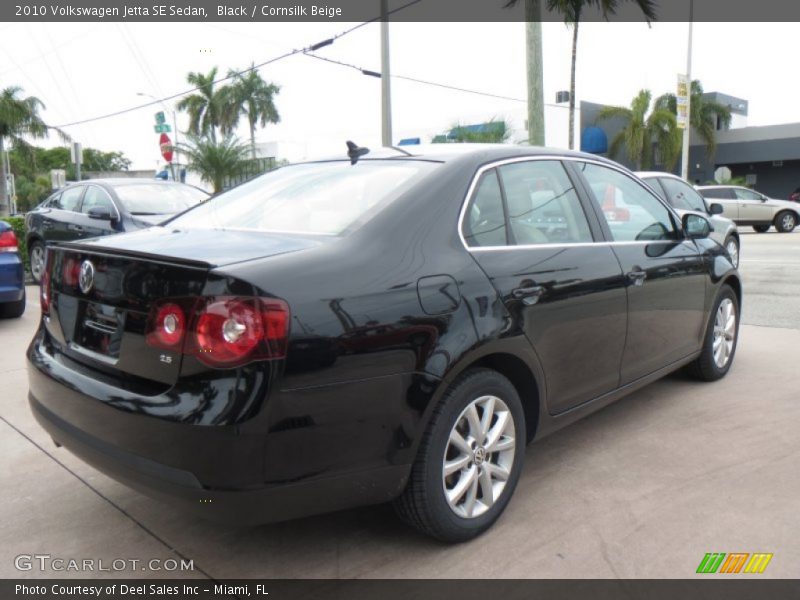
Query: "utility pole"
525 0 545 146
681 0 694 180
380 0 393 147
72 142 82 181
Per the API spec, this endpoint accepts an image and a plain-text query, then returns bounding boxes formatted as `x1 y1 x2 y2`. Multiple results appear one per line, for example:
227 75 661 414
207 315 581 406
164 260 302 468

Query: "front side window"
171 161 437 235
59 186 83 212
734 188 763 201
579 163 678 242
498 160 593 245
659 177 708 212
81 186 116 215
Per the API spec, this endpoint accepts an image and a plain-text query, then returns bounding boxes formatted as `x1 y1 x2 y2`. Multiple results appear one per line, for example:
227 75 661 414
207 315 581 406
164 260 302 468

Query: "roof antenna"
346 140 370 165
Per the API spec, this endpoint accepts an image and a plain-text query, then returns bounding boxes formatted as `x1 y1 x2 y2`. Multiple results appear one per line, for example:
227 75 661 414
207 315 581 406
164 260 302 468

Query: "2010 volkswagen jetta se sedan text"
27 145 741 542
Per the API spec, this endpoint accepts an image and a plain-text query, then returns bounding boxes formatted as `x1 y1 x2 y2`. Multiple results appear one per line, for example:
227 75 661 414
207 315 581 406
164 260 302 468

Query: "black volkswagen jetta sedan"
28 145 741 542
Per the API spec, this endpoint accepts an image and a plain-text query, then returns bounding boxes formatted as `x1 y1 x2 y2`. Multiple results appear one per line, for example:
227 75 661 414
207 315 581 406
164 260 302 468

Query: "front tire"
752 224 770 233
29 241 45 284
775 211 797 233
393 368 525 542
687 285 739 381
723 235 740 268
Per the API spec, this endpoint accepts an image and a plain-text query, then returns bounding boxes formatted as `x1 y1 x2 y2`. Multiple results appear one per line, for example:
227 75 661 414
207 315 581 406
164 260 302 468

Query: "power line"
53 0 423 129
303 52 528 104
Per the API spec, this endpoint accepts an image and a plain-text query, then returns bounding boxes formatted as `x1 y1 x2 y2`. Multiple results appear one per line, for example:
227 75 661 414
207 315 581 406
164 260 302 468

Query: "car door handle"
511 285 545 305
626 269 647 286
69 224 83 232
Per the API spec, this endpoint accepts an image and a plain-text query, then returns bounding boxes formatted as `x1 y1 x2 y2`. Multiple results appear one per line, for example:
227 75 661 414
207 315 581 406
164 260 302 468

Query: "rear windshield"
168 160 438 235
114 184 208 215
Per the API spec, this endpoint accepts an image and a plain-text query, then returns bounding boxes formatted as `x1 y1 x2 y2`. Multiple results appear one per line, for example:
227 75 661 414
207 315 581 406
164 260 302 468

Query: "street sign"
155 111 166 125
153 124 171 134
676 74 689 129
159 133 174 163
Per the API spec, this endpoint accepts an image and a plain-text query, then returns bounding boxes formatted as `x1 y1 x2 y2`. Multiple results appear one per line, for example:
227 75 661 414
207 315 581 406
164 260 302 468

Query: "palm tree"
548 0 657 149
229 65 281 160
440 119 512 143
655 80 731 160
179 134 250 194
596 89 681 171
0 86 63 216
176 68 237 143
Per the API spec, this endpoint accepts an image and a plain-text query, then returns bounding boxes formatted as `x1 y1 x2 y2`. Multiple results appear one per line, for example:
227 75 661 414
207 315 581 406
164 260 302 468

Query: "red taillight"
145 302 186 350
0 230 18 253
40 251 52 315
62 257 81 287
144 296 290 368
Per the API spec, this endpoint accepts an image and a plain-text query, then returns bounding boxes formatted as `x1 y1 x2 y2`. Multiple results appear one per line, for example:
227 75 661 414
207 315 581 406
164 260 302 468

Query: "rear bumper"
27 330 411 525
0 254 24 303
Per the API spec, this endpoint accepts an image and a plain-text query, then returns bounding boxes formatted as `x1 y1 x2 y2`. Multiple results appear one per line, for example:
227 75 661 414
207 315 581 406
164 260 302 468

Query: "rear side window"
463 170 507 247
498 160 593 245
59 186 83 212
700 187 734 200
578 163 678 242
171 161 438 235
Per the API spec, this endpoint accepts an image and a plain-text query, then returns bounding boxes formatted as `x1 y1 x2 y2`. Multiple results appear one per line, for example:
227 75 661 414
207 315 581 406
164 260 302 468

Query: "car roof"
634 171 684 180
695 185 740 190
82 179 196 187
303 144 621 166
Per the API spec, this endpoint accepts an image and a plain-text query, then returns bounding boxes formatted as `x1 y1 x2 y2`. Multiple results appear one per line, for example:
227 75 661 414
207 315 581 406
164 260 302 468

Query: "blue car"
0 220 25 318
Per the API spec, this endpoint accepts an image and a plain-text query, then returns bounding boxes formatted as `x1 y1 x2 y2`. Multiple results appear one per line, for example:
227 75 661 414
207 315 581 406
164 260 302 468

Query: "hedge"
0 216 28 272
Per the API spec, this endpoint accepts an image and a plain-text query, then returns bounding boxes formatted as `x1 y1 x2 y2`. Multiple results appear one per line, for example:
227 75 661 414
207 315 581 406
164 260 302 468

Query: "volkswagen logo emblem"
78 260 95 294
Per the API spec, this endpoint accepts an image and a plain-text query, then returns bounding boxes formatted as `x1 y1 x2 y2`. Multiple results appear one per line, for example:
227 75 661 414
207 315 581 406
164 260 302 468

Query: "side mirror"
683 212 712 239
709 203 724 215
88 207 113 221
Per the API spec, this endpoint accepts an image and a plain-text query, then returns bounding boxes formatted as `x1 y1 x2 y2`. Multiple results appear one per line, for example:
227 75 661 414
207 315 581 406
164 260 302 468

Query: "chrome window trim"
457 155 686 252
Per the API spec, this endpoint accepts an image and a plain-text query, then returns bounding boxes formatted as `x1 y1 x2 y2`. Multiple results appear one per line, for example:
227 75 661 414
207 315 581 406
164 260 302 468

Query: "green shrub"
0 216 28 272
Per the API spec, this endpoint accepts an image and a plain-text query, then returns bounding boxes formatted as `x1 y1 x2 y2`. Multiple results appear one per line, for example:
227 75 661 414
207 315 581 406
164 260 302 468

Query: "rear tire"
687 285 739 382
0 288 25 319
29 241 45 284
774 211 797 233
752 224 770 233
393 368 525 542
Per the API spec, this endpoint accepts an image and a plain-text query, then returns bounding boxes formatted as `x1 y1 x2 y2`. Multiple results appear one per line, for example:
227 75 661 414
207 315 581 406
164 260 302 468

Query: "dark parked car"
28 146 741 542
25 179 209 283
0 220 25 318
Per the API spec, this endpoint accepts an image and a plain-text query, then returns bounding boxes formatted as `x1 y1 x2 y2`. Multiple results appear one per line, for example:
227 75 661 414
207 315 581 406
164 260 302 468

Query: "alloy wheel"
712 298 736 368
442 395 516 519
781 213 796 231
725 239 739 268
30 245 44 281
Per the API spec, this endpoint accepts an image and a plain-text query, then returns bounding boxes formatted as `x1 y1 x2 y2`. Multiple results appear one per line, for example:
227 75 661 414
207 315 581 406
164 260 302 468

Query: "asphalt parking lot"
1 229 798 580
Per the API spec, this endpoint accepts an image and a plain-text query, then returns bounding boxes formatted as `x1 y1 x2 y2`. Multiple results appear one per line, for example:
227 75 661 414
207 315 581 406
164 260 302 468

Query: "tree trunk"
525 0 545 146
568 21 579 150
250 121 257 160
0 137 8 217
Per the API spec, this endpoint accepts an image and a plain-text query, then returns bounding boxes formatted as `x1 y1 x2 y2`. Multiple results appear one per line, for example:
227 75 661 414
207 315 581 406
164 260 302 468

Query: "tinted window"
644 178 667 200
171 162 436 235
498 160 593 245
81 186 116 215
659 177 707 212
734 188 763 201
114 184 207 216
59 186 83 212
463 170 507 247
579 163 678 242
699 187 734 200
43 193 61 208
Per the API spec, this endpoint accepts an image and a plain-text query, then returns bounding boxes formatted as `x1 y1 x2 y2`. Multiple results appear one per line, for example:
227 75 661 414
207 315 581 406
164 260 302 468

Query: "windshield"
169 160 439 235
114 184 208 215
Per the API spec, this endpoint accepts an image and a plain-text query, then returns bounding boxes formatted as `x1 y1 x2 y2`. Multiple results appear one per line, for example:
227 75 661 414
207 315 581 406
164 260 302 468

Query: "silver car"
636 172 740 268
696 185 800 234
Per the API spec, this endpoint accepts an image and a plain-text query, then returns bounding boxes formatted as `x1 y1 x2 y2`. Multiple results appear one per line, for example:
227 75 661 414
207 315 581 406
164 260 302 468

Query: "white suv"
696 185 799 233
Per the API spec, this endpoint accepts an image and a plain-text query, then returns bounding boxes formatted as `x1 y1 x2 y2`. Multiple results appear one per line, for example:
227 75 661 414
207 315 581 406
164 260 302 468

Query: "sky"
0 20 796 170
